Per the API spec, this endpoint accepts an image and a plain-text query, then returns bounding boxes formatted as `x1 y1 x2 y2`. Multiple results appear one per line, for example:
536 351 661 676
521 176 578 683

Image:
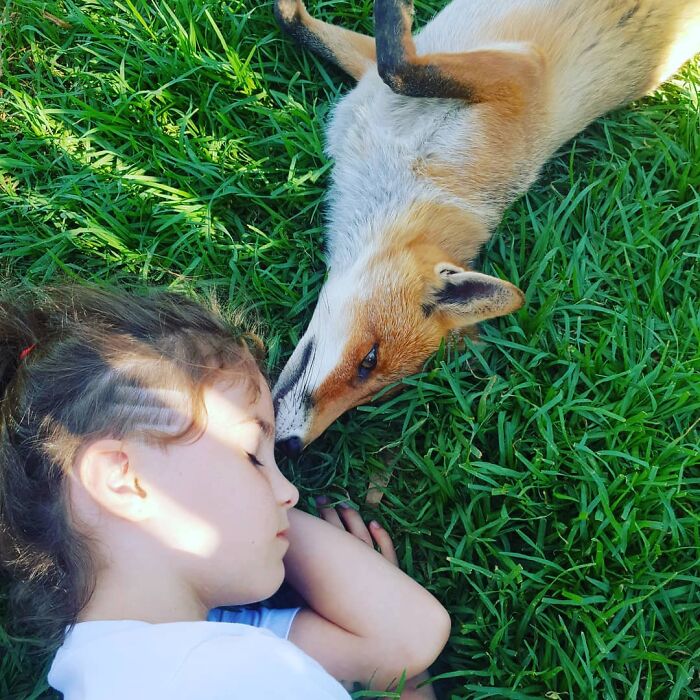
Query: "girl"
0 286 450 699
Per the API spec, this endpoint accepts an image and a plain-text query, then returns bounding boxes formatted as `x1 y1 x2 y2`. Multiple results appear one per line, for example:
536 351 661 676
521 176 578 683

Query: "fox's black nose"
276 436 304 458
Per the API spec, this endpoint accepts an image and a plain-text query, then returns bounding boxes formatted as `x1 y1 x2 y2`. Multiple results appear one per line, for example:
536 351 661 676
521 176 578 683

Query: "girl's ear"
75 439 150 522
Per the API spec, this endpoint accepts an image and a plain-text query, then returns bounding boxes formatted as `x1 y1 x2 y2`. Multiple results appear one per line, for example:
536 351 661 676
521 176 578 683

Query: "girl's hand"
283 505 449 692
316 497 398 566
314 498 438 700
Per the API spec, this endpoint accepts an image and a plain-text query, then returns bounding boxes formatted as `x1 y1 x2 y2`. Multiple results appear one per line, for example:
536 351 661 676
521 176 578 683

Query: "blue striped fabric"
207 606 300 639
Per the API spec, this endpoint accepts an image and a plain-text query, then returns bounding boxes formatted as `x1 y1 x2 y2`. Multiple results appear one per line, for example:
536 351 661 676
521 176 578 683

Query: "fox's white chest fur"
326 83 491 268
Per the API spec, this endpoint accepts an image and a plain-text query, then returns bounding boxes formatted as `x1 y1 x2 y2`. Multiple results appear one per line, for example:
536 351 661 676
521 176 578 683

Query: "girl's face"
128 372 299 609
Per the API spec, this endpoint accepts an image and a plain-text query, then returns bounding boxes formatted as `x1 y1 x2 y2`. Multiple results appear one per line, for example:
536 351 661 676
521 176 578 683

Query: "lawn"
0 0 699 698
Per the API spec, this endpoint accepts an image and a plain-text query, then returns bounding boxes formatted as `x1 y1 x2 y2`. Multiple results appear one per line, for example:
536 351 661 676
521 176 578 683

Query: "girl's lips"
276 530 289 538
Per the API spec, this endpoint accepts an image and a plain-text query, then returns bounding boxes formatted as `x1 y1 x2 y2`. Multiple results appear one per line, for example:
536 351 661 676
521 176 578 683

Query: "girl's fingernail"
316 495 330 506
338 501 352 509
369 520 380 529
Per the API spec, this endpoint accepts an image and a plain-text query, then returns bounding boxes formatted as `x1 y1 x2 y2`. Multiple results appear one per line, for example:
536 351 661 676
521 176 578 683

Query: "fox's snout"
273 256 525 451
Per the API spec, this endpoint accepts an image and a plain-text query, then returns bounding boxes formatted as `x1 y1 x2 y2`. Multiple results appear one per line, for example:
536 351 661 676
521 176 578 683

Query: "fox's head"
272 204 524 455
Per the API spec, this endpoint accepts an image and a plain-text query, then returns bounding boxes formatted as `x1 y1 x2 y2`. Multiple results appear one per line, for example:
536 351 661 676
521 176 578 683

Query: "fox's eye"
246 452 264 467
358 344 378 380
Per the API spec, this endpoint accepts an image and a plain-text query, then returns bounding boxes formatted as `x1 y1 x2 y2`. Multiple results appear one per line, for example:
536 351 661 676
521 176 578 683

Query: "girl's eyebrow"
232 417 275 439
253 417 275 439
238 416 275 438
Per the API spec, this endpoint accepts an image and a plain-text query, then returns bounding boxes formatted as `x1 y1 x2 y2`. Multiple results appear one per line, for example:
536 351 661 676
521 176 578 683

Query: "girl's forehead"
206 374 274 425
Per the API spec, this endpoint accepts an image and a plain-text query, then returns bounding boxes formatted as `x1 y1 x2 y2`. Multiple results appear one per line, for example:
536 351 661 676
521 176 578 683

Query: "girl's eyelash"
246 452 263 467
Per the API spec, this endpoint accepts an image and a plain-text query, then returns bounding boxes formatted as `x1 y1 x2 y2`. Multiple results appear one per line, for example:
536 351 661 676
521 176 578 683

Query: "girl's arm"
284 506 450 690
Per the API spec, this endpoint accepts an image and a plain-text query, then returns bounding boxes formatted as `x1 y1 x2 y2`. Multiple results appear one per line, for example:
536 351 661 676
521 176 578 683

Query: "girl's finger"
316 497 344 530
369 521 399 566
337 504 374 547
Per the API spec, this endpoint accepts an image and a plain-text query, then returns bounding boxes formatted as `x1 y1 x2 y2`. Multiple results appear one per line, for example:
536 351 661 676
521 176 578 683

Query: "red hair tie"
19 344 36 361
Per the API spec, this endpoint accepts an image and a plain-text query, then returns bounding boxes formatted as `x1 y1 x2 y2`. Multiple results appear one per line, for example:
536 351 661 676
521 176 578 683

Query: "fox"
271 0 700 455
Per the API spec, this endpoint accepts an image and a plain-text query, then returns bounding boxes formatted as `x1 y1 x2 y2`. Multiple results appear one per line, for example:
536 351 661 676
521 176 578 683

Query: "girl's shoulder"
49 619 350 700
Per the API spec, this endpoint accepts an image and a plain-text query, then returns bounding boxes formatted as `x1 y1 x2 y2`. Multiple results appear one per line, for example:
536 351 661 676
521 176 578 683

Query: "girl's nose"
271 464 299 509
280 478 299 509
285 481 299 508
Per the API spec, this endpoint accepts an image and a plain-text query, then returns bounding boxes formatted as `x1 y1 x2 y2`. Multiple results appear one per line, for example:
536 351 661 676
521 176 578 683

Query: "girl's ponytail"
0 291 89 652
0 300 41 398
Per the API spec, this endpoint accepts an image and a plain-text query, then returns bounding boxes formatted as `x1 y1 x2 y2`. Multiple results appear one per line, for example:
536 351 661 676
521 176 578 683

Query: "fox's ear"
429 263 525 325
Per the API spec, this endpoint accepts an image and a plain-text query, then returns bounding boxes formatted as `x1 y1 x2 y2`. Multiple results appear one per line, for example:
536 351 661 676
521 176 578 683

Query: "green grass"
1 0 699 698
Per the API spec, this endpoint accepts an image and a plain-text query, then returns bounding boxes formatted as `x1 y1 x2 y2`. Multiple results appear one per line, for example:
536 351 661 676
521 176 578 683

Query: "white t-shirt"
48 607 351 699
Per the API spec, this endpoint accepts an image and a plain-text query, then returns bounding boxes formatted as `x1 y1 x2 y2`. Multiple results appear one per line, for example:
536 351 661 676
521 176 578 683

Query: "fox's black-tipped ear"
429 263 525 325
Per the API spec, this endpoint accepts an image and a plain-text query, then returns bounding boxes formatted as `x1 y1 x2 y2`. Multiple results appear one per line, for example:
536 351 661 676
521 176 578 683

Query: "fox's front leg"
374 0 546 108
275 0 376 80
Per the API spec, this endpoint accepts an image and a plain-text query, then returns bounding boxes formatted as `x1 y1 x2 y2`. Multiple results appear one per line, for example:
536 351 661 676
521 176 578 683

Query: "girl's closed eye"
246 452 264 468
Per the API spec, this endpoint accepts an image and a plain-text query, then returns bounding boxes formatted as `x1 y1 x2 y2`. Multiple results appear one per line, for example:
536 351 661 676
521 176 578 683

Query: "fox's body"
328 0 697 237
272 0 700 453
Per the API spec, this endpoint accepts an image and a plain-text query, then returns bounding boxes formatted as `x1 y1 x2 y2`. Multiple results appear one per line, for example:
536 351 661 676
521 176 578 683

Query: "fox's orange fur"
272 0 700 453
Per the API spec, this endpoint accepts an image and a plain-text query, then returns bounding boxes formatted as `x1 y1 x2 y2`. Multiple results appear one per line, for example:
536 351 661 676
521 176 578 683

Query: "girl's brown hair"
0 285 261 652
